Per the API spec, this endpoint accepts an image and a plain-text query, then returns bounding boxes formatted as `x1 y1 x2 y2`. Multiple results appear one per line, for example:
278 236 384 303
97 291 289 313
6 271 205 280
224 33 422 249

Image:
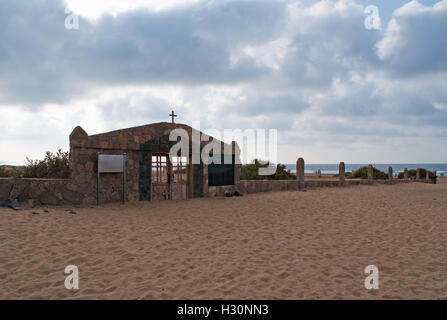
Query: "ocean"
284 164 447 176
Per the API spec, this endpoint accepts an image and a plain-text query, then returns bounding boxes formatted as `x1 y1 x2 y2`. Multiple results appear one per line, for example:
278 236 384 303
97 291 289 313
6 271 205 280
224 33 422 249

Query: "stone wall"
238 180 299 194
70 145 135 205
1 176 430 204
206 178 416 198
209 180 298 197
0 178 84 205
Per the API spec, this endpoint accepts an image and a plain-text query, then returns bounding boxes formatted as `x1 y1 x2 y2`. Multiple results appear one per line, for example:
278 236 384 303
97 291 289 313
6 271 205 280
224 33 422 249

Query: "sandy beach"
1 179 447 300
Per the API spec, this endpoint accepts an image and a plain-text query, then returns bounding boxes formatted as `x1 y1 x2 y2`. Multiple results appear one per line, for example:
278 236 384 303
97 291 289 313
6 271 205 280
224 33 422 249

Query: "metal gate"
151 153 187 201
171 156 187 200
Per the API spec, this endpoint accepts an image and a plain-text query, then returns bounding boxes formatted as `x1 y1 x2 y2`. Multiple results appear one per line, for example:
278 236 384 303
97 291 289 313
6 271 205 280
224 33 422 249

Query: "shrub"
21 149 70 179
240 159 296 180
345 166 388 180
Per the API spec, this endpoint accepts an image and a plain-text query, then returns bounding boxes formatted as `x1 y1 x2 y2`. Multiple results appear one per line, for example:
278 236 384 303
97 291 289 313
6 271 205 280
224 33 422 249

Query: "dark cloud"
0 0 287 107
97 95 171 121
272 1 382 90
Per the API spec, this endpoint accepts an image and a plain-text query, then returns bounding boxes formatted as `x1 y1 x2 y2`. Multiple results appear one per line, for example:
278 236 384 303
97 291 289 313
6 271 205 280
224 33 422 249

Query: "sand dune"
1 179 447 299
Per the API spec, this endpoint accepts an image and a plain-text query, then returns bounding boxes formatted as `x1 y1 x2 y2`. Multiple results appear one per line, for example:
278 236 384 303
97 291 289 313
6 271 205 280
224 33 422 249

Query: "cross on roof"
169 110 177 124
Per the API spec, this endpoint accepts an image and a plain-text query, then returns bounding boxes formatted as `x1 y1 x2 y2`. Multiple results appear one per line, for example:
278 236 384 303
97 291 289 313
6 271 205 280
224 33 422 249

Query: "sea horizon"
284 163 447 176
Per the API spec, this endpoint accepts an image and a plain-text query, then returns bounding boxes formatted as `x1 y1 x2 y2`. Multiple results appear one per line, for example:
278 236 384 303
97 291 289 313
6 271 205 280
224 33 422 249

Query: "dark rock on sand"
0 198 23 211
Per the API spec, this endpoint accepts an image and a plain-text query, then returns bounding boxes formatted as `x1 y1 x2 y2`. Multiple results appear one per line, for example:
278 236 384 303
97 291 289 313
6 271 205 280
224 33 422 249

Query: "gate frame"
150 152 188 201
150 152 171 201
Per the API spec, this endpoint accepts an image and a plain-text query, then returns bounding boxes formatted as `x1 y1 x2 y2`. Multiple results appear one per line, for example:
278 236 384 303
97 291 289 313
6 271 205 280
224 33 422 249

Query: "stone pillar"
296 158 305 190
69 126 89 180
339 162 345 185
404 168 408 180
368 165 374 180
426 170 430 181
416 168 421 180
388 166 393 180
232 141 241 189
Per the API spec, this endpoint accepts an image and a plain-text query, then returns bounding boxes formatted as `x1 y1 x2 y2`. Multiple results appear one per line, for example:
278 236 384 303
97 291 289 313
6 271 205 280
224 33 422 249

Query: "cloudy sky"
1 0 446 164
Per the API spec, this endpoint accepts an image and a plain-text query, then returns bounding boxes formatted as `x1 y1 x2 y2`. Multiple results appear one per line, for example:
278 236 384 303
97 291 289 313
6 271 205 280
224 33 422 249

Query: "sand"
1 179 447 299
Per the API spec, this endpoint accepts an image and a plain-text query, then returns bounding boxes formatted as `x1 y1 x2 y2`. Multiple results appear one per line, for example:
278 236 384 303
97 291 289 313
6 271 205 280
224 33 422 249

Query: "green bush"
345 166 388 180
241 159 296 180
21 149 70 179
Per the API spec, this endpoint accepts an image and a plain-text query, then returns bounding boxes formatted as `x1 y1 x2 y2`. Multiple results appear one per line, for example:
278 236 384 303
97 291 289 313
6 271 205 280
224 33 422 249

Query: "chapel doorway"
151 153 188 201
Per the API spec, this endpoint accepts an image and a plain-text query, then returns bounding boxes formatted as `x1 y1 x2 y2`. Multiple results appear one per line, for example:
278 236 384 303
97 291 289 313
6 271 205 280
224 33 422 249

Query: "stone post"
416 168 421 180
388 166 393 180
339 162 345 185
296 158 305 190
232 141 241 189
404 168 408 180
368 165 374 180
426 170 430 181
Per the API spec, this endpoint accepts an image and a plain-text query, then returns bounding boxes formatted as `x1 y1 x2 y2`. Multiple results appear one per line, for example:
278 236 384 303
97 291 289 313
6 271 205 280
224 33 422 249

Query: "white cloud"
376 18 402 60
433 102 447 110
377 0 447 75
